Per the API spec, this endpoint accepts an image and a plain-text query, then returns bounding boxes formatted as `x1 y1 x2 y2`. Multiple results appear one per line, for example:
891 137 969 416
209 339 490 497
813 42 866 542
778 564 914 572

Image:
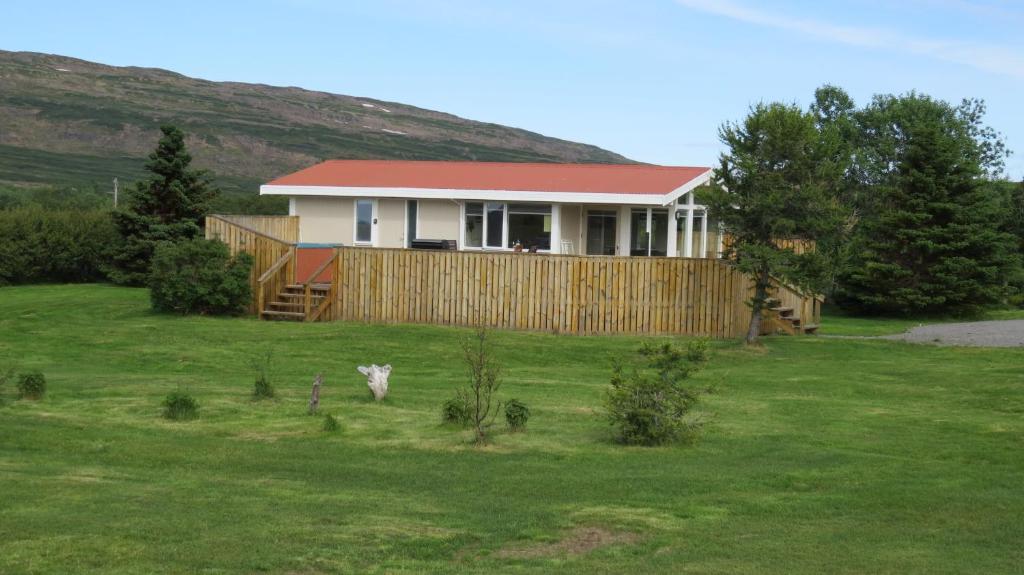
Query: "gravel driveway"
880 320 1024 347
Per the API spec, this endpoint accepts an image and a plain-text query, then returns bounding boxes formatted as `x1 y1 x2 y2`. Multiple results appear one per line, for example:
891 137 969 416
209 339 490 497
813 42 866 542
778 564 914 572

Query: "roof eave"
260 185 675 206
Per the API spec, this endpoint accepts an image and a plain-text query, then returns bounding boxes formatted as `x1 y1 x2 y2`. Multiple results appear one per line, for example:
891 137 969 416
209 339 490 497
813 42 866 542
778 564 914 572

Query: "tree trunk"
746 267 771 345
308 373 323 415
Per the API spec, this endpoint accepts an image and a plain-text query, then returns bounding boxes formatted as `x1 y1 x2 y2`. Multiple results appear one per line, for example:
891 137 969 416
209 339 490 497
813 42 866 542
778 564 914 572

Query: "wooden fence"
320 248 754 337
213 215 299 243
205 215 822 338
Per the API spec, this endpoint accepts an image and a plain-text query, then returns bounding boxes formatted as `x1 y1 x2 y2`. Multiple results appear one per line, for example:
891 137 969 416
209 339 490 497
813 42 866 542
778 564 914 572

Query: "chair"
560 240 575 255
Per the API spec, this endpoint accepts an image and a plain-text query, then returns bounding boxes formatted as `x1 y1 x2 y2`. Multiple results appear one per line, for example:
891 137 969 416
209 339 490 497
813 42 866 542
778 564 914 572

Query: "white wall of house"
291 194 717 258
559 204 582 255
416 200 461 242
292 196 354 244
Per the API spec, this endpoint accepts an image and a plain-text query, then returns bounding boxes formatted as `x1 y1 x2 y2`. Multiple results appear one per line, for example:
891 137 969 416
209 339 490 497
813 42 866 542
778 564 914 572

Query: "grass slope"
1 285 1022 573
0 50 631 200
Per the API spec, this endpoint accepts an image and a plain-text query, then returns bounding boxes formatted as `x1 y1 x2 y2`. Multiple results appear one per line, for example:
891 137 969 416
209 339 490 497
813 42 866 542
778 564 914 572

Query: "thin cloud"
675 0 1024 79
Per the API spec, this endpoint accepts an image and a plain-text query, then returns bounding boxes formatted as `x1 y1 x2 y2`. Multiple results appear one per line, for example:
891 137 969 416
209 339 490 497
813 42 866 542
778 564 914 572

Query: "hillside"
0 50 629 207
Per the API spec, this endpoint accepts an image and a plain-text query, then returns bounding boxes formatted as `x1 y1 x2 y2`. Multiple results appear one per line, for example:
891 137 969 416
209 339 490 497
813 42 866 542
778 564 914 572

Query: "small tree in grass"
460 329 502 444
705 102 848 344
603 340 710 446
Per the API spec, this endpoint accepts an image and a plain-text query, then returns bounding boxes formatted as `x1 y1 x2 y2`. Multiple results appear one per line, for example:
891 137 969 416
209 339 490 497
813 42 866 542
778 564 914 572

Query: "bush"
253 375 275 400
602 340 710 446
251 350 275 400
322 413 340 432
16 372 46 400
162 391 199 421
0 207 117 286
441 394 471 427
149 238 252 315
504 399 530 431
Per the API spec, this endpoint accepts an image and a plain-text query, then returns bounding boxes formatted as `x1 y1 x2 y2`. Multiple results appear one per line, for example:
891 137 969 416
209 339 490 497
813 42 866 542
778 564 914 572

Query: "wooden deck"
205 215 822 338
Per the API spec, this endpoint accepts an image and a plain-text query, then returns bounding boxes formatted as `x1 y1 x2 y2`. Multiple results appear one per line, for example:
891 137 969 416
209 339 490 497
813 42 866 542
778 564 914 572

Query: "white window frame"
353 198 378 246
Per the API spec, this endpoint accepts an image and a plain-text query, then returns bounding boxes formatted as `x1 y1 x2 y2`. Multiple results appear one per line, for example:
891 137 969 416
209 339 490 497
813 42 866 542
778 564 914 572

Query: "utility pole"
112 177 119 208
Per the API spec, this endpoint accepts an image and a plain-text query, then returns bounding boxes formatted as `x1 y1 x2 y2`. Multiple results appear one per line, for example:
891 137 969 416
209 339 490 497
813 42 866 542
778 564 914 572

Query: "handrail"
258 247 296 283
207 214 298 245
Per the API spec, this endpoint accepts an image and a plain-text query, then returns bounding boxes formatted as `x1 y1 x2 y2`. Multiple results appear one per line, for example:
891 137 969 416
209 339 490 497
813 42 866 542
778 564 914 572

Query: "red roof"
266 160 710 195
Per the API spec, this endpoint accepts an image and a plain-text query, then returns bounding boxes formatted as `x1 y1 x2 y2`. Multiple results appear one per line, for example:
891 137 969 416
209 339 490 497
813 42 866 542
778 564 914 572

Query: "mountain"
0 50 630 209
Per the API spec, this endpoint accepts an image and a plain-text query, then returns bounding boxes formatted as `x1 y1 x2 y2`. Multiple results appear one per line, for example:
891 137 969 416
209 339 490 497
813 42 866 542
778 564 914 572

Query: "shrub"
0 207 117 286
602 340 710 446
251 350 275 400
322 413 340 432
162 391 199 421
253 375 275 400
149 238 252 315
16 372 46 400
504 399 530 431
441 394 471 427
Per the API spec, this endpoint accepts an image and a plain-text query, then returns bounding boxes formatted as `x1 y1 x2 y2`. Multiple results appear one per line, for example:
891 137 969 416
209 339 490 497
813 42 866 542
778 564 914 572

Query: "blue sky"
4 0 1024 178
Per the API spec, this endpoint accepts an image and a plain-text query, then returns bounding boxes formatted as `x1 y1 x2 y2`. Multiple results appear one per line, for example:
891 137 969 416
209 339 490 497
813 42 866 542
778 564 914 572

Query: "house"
259 160 721 259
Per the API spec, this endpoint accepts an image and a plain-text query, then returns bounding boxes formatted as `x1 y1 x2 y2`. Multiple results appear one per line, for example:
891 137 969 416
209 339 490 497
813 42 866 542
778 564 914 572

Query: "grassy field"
820 306 1024 336
1 285 1022 574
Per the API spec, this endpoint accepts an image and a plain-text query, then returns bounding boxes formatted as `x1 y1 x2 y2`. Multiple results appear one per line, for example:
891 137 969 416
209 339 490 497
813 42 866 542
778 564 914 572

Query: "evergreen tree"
705 103 848 344
109 125 218 285
837 94 1018 315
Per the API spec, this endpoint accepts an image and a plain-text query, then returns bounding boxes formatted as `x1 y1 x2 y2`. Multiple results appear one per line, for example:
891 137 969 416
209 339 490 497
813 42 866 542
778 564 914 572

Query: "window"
465 202 483 248
355 199 373 244
630 208 668 256
485 203 505 248
465 201 554 251
507 203 552 250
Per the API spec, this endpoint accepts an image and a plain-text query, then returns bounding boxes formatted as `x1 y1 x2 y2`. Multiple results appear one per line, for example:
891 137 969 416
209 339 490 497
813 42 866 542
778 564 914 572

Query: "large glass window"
355 199 373 244
586 210 617 255
485 203 505 248
630 208 668 256
507 203 552 250
465 202 483 248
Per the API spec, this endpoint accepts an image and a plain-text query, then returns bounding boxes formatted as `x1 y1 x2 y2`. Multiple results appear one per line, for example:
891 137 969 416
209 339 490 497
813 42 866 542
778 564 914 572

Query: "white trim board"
261 169 713 207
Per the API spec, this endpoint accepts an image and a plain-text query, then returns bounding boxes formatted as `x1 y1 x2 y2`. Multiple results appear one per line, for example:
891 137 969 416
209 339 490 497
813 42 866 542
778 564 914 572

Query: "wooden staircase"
262 284 332 321
767 303 819 335
256 248 338 322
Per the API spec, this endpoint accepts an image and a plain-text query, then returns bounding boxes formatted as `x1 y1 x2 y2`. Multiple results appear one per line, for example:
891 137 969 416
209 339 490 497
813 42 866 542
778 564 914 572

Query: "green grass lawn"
1 285 1022 574
820 306 1024 336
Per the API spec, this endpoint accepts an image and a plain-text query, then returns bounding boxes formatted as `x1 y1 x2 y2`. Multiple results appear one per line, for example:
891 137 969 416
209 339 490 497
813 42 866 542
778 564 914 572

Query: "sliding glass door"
586 210 617 255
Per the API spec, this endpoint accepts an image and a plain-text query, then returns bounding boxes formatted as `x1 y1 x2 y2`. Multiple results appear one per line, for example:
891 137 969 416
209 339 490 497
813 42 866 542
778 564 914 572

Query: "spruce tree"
109 125 218 285
838 94 1018 315
705 103 848 344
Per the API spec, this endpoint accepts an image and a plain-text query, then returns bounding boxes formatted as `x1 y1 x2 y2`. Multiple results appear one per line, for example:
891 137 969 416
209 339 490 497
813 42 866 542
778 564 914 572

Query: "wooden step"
285 284 331 292
801 323 819 335
260 310 306 321
770 306 794 317
277 292 326 301
268 301 306 310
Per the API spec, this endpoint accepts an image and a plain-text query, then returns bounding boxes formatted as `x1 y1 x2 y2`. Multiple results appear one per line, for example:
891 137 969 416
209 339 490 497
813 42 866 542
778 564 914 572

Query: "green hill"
0 50 630 211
